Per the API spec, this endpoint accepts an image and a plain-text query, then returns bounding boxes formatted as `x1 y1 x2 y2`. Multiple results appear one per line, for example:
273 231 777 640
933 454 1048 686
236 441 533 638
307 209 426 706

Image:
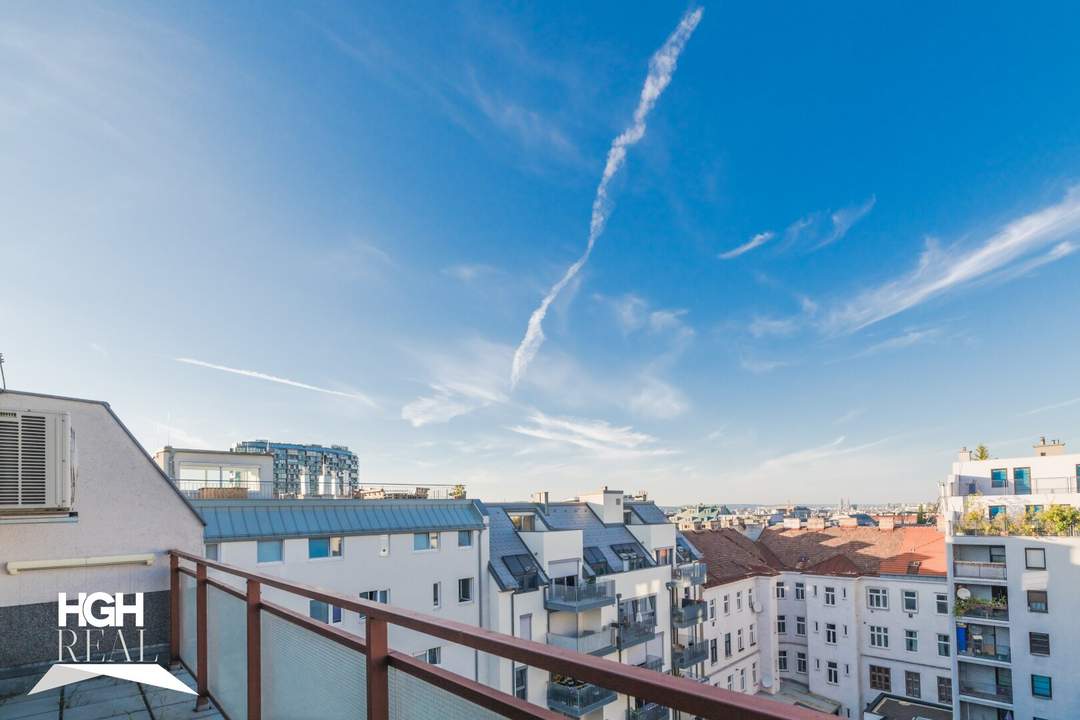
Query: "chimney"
783 517 803 530
957 447 972 462
579 488 625 524
878 517 895 531
838 516 858 528
1034 437 1066 457
531 490 550 506
806 517 826 530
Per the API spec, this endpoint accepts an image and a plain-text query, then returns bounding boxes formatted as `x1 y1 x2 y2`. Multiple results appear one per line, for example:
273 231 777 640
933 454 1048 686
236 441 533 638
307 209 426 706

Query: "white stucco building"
941 439 1080 720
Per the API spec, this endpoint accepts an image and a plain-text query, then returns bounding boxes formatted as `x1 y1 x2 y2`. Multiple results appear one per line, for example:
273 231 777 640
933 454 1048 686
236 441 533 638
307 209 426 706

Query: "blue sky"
4 2 1080 504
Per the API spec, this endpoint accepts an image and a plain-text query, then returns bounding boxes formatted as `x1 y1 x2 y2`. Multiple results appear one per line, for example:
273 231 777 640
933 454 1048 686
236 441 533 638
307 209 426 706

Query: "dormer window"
509 513 536 531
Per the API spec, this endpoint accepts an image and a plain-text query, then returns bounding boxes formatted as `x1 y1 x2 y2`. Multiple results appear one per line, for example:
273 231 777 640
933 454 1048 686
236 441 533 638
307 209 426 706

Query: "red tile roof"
683 528 781 587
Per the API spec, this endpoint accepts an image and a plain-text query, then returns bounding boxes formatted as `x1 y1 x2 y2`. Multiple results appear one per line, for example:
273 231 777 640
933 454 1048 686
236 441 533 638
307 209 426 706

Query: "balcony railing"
949 475 1080 497
675 561 706 586
673 643 708 669
672 599 707 627
544 580 617 612
173 479 461 501
169 550 830 720
547 627 616 656
958 680 1013 704
636 655 664 672
617 615 658 650
628 702 671 720
958 644 1011 663
547 680 618 717
954 560 1007 580
957 604 1010 622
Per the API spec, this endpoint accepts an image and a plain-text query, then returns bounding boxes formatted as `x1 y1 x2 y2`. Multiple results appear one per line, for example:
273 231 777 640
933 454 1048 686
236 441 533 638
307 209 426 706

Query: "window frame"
1027 589 1049 613
826 661 838 685
902 589 918 613
935 592 948 615
1031 674 1052 699
905 629 918 652
457 530 473 548
1025 547 1046 570
458 577 474 603
795 616 806 636
1029 632 1050 656
413 532 439 552
869 665 891 692
257 539 283 564
796 652 807 674
905 670 921 699
869 625 889 648
824 586 836 606
936 676 952 704
867 587 888 610
825 623 836 645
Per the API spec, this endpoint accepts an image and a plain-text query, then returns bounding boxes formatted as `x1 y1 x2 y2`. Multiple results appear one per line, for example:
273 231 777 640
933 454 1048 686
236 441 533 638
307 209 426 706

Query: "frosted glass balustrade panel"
206 586 247 719
261 611 366 720
179 573 197 673
389 666 506 720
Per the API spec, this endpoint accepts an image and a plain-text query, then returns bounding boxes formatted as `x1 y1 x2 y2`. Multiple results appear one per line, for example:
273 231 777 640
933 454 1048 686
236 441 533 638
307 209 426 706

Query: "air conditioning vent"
0 410 74 513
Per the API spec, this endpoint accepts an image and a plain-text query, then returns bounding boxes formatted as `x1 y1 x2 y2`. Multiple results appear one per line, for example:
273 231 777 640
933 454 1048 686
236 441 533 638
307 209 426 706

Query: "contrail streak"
510 8 703 388
176 357 378 407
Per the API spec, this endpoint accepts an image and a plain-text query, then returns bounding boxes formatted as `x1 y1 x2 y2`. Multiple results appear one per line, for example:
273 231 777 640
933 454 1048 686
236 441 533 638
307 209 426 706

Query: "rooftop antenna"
0 352 6 392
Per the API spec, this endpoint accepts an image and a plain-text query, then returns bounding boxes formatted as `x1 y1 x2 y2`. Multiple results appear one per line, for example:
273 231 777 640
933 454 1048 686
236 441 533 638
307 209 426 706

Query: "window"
723 594 730 615
736 591 743 611
1031 674 1052 699
331 605 342 624
824 586 836 606
796 616 806 636
308 536 343 559
1026 548 1046 570
869 665 891 692
739 668 746 691
509 513 535 531
432 582 441 608
309 600 329 623
991 467 1007 488
749 624 756 646
776 582 786 599
655 547 672 565
709 598 716 620
751 662 757 686
413 532 439 551
1027 590 1048 613
1030 632 1050 656
935 593 948 614
519 614 532 641
902 590 918 612
826 623 836 644
724 633 732 658
796 652 807 674
710 638 718 664
867 587 888 609
257 539 283 563
204 543 219 561
870 625 888 648
583 546 612 575
737 628 744 651
458 577 473 603
726 675 733 691
777 615 787 634
905 629 918 652
778 650 788 672
415 647 442 665
795 582 805 600
457 530 472 547
937 633 950 657
360 589 390 604
905 671 921 698
513 666 527 700
827 661 838 685
936 676 951 703
988 505 1006 520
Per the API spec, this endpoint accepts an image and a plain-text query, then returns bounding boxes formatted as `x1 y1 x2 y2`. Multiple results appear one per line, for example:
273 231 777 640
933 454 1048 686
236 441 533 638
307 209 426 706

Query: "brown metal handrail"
169 549 827 720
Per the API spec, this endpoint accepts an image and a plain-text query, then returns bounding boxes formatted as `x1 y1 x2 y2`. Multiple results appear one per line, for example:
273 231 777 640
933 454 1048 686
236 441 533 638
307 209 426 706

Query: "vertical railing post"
169 553 180 668
366 616 389 720
247 579 262 720
195 562 209 711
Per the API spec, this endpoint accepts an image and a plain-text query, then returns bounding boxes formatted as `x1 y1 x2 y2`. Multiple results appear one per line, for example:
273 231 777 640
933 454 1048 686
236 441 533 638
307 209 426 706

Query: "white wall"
701 576 774 696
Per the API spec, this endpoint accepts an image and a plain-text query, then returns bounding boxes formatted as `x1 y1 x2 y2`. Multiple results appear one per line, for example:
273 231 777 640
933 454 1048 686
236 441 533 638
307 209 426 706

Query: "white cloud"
833 408 865 425
718 231 774 260
628 376 689 420
510 8 703 387
748 316 798 338
814 195 876 249
852 327 940 358
176 358 377 407
739 355 793 375
442 263 497 283
1020 396 1080 417
757 435 887 472
825 187 1080 333
400 340 511 427
508 411 675 458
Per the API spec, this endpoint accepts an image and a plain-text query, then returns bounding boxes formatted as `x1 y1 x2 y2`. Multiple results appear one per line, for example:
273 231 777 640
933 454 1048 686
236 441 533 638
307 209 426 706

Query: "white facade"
700 575 777 697
942 443 1080 720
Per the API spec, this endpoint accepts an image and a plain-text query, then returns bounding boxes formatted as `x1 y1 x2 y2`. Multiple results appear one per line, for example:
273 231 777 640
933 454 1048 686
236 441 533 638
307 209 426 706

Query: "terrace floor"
0 667 223 720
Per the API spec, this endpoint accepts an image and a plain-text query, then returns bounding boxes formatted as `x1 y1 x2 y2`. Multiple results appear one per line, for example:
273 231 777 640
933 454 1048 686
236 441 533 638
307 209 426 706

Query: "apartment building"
233 439 359 496
193 497 487 681
940 439 1080 720
0 390 205 673
483 489 681 720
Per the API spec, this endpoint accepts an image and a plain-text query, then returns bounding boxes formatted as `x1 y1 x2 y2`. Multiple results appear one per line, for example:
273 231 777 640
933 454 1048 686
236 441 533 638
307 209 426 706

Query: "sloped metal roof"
626 501 669 525
543 503 656 573
485 505 550 591
195 499 484 541
676 532 703 560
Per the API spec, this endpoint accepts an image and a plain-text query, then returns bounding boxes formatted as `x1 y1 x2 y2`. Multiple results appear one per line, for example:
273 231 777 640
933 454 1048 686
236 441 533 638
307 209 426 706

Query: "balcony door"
1013 467 1031 494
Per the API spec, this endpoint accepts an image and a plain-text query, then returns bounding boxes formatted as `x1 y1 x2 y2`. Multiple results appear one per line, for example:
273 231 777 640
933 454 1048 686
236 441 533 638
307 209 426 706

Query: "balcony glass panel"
953 560 1007 580
389 667 502 720
673 643 708 669
179 573 197 674
548 626 616 656
629 702 671 720
206 586 247 719
545 580 616 610
548 680 617 716
261 610 366 718
672 599 707 627
675 561 706 585
617 615 657 649
958 680 1013 703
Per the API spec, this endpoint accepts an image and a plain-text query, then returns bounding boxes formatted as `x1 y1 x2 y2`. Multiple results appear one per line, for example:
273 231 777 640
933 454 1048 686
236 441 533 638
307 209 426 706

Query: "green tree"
916 504 926 525
972 444 990 460
1037 505 1080 535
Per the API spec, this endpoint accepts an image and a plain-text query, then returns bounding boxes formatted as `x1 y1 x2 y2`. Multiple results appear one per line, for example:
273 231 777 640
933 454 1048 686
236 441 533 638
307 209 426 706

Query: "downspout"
476 522 484 682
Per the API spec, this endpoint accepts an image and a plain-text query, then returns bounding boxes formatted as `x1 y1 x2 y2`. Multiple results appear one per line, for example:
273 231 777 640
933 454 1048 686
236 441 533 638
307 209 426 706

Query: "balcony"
672 642 708 669
120 550 835 720
958 643 1011 663
636 655 664 672
958 680 1013 704
672 599 707 628
617 616 657 650
544 580 617 612
953 560 1007 581
174 478 460 500
547 679 617 717
547 627 616 656
955 597 1009 623
628 702 671 720
675 561 706 586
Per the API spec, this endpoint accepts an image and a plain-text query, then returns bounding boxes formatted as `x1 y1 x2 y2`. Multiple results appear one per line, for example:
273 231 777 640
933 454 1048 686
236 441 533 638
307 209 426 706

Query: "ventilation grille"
0 413 49 505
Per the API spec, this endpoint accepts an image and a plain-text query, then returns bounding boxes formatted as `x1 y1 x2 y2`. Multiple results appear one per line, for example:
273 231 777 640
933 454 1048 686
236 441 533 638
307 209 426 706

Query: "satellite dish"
956 587 971 600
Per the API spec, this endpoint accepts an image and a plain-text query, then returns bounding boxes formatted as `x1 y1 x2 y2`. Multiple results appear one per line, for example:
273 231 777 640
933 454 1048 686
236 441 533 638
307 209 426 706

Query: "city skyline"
5 3 1080 504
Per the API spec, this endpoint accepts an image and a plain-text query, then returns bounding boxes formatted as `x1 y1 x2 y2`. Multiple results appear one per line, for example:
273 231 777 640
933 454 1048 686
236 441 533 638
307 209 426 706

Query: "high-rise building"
940 439 1080 720
233 439 359 495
